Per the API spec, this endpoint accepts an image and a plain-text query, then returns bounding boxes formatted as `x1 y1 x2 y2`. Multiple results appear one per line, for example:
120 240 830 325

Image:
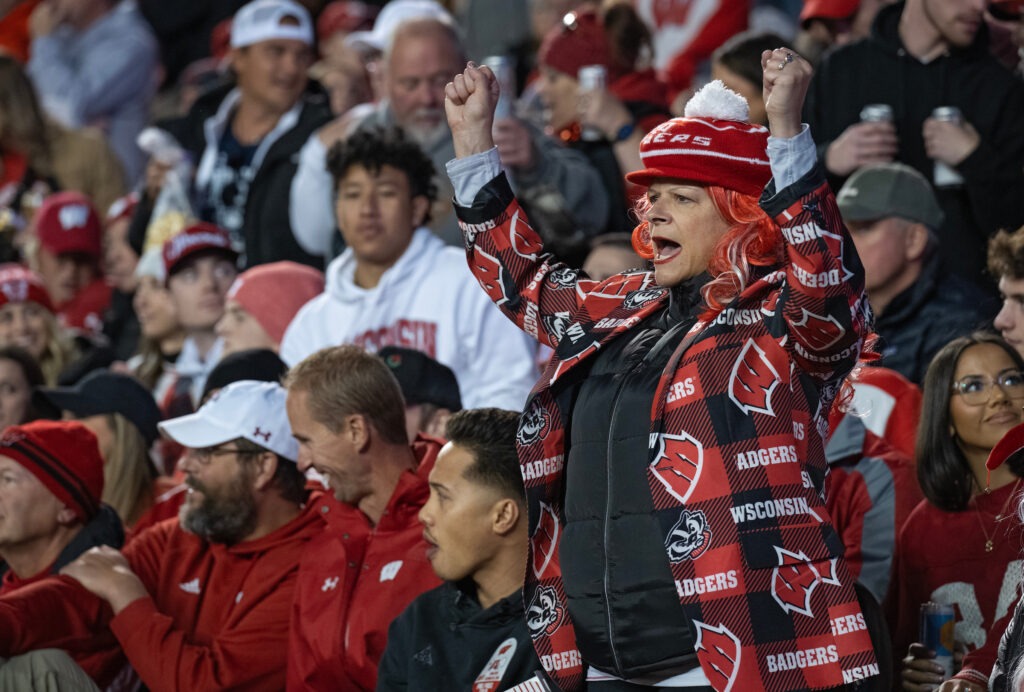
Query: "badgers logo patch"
665 508 713 562
526 585 565 639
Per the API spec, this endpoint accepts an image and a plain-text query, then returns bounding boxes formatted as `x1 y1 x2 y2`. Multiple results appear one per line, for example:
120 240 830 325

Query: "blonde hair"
284 345 408 445
101 412 156 529
37 312 76 385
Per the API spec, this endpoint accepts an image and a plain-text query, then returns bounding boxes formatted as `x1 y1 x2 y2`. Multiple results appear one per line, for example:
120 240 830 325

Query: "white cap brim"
158 413 237 449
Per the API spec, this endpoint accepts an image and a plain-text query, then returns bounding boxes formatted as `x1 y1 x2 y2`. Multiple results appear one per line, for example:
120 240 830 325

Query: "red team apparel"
0 502 326 690
886 482 1024 687
287 437 443 691
453 166 877 691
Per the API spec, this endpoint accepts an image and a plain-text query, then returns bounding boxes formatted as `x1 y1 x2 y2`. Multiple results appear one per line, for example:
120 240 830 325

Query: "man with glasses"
0 380 325 691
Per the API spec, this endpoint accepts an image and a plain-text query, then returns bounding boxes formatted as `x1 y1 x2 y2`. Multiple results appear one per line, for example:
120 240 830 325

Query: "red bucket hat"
625 80 771 196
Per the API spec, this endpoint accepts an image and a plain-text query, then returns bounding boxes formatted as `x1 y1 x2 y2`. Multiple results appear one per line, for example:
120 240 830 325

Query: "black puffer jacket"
377 581 542 691
872 253 993 384
804 2 1024 289
559 279 705 679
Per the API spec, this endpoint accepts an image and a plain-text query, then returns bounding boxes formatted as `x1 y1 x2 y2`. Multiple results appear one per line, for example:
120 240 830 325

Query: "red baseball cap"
0 263 55 312
34 191 102 258
162 222 239 278
800 0 860 23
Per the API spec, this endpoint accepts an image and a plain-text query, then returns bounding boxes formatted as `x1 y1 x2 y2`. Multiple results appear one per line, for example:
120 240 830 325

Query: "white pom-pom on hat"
683 80 750 123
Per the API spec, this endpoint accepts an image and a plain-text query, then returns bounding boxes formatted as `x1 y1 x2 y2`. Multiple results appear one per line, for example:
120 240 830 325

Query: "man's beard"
402 110 449 149
180 471 259 545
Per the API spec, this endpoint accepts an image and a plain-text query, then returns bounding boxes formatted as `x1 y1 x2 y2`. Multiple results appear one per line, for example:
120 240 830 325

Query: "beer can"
578 65 607 141
931 106 965 187
859 104 894 123
919 601 955 680
483 55 516 120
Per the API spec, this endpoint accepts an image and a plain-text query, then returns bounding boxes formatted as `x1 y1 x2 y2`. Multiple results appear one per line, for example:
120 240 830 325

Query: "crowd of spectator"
0 0 1017 690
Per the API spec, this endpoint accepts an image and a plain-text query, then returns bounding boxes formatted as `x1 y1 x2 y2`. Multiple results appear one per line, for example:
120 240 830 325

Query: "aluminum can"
483 55 516 120
931 106 965 187
578 65 607 141
919 601 955 681
859 104 894 123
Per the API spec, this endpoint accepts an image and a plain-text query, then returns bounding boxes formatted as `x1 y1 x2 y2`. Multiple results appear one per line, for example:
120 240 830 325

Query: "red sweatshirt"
287 436 443 691
0 499 325 691
886 482 1024 685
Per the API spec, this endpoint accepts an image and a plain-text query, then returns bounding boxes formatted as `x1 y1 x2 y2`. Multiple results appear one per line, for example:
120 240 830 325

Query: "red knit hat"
538 9 619 81
625 80 771 197
34 191 102 259
0 420 104 521
0 263 54 313
162 222 239 278
225 261 325 344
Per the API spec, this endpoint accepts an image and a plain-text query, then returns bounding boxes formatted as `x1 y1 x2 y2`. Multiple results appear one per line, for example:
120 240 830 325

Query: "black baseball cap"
378 346 462 413
34 370 162 445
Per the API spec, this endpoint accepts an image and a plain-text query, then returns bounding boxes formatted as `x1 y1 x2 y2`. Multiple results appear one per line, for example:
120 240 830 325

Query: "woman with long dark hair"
890 332 1024 692
443 48 877 691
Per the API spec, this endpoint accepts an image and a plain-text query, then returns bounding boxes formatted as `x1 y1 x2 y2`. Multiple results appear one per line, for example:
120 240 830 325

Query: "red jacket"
454 170 877 691
0 499 325 691
287 436 443 691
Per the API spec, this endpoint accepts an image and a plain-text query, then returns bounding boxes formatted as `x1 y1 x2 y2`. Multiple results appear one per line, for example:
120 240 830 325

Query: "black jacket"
377 581 542 691
804 2 1024 289
992 593 1024 692
0 505 124 582
558 279 705 679
873 254 993 384
162 82 332 269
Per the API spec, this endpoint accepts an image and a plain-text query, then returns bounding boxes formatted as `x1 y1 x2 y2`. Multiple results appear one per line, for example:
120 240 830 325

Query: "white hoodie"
280 228 538 411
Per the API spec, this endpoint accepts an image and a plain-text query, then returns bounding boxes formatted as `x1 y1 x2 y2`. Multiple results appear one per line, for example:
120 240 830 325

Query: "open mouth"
652 237 682 265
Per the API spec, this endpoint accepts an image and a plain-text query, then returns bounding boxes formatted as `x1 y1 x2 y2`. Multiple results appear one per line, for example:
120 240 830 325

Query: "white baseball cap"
158 380 299 462
231 0 314 49
344 0 453 53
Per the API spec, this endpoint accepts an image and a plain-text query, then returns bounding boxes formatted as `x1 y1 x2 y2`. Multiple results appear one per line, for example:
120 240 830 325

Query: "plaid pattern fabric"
455 169 877 691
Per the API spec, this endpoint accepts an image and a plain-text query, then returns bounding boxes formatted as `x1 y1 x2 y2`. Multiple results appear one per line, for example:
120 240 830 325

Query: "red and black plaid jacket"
454 167 878 691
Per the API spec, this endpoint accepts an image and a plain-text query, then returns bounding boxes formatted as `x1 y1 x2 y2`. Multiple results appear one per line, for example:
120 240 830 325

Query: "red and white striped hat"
625 80 771 197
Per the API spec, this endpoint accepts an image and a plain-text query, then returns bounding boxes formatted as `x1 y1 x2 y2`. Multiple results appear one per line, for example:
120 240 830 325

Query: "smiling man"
0 380 324 691
378 407 541 691
280 126 537 411
284 344 441 690
158 0 331 268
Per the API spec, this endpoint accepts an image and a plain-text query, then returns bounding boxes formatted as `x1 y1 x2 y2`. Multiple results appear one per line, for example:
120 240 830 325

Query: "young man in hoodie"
803 0 1024 290
0 380 325 691
279 127 537 411
377 407 542 691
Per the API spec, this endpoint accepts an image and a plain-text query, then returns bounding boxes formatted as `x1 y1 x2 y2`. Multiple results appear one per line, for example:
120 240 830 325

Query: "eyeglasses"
186 446 249 466
951 370 1024 406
